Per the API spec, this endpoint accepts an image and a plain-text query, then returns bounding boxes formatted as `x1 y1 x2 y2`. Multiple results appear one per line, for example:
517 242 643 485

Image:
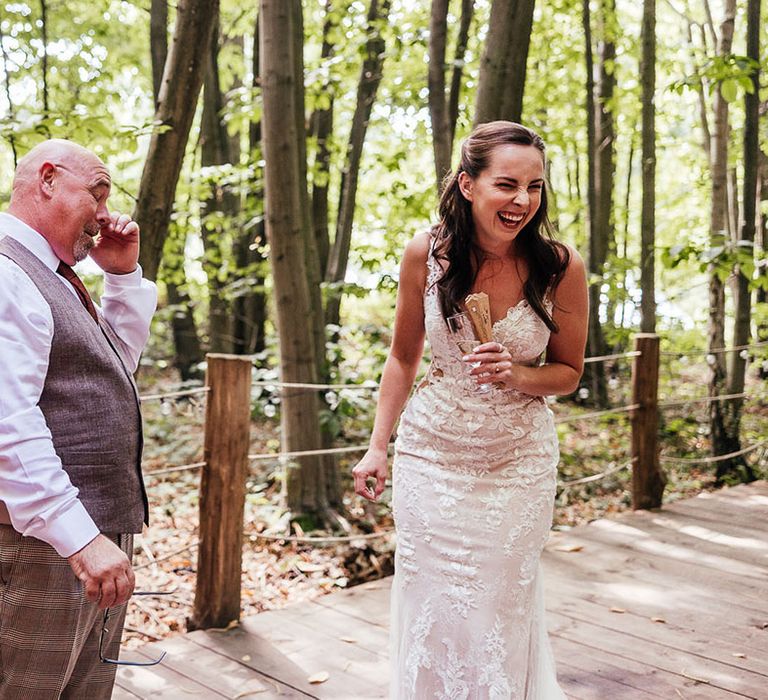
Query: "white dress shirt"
0 213 157 557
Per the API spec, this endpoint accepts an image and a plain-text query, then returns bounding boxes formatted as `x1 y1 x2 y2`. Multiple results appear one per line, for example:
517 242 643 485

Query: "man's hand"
89 212 140 275
67 534 135 609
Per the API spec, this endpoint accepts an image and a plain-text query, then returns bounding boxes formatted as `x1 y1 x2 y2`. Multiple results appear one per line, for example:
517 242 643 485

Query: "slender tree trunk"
200 17 240 354
150 0 168 108
758 150 768 379
233 12 267 356
428 0 474 193
325 0 392 329
39 0 49 135
309 0 337 276
260 0 331 520
136 0 220 281
707 0 736 478
150 0 204 379
640 0 656 334
448 0 474 147
474 0 535 124
721 0 760 482
582 0 608 406
428 0 452 192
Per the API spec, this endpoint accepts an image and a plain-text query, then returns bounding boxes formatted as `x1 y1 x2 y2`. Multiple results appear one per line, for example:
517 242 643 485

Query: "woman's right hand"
353 448 389 502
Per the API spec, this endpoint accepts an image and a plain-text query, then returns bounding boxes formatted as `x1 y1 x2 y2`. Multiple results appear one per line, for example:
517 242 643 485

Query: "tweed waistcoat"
0 236 147 534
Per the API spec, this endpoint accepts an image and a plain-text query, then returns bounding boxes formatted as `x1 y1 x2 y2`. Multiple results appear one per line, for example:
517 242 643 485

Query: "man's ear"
39 162 56 197
457 171 473 202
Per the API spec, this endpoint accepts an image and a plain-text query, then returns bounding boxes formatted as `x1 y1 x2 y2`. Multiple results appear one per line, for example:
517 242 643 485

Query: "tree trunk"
309 0 337 276
135 0 220 281
581 0 608 406
325 0 392 329
640 0 656 334
150 0 204 379
260 0 331 520
39 0 49 134
200 17 240 354
448 0 474 147
473 0 535 124
707 0 736 478
721 0 760 482
234 12 267 357
758 150 768 379
428 0 452 192
150 0 168 108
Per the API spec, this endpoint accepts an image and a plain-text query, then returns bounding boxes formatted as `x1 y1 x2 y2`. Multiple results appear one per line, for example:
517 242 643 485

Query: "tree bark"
581 0 608 406
640 0 656 334
233 12 267 356
309 0 337 276
428 0 452 192
200 17 240 354
150 0 204 380
448 0 474 146
707 0 736 478
135 0 220 281
473 0 535 124
150 0 168 109
721 0 760 482
325 0 392 329
260 0 331 519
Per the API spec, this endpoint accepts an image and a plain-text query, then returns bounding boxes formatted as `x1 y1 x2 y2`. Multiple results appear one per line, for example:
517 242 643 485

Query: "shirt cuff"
103 264 145 290
38 500 101 558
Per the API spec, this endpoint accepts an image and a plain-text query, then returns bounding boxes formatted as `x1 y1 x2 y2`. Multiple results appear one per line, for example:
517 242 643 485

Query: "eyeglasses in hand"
98 590 172 667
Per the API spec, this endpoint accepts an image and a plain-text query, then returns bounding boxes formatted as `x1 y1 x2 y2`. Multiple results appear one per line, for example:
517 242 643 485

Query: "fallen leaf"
610 607 626 614
554 544 584 553
340 636 358 644
308 671 330 684
650 617 666 624
209 619 240 633
732 652 747 659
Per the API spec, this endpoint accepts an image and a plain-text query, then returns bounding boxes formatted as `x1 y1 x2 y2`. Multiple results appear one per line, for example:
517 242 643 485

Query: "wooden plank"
552 636 731 699
111 683 143 699
188 623 387 699
543 541 768 628
544 572 768 676
136 634 305 698
560 518 768 584
311 579 390 628
115 651 229 699
544 543 767 615
548 610 767 698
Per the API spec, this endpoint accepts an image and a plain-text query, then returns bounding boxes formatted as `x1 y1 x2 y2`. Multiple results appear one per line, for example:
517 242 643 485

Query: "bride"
353 121 588 699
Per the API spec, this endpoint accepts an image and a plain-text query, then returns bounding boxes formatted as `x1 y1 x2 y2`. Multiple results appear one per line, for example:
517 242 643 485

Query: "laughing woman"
353 121 588 698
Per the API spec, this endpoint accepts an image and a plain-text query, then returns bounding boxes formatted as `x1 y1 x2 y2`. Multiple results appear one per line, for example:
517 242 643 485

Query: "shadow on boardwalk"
116 481 768 699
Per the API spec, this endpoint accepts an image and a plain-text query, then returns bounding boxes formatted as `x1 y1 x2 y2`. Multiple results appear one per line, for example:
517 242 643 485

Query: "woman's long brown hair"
432 121 570 333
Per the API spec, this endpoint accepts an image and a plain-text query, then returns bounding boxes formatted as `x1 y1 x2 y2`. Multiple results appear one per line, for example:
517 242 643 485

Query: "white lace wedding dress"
390 252 566 699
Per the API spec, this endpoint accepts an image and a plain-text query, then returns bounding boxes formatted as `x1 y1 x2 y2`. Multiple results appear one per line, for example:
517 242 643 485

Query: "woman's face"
458 143 545 251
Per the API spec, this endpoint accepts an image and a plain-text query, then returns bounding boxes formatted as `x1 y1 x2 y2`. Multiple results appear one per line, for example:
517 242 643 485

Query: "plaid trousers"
0 526 132 699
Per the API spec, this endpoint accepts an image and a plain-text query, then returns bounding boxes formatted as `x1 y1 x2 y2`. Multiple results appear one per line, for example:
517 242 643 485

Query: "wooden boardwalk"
115 481 768 699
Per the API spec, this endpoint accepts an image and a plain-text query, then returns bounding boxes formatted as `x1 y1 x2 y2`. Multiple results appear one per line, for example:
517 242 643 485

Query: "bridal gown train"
390 253 567 699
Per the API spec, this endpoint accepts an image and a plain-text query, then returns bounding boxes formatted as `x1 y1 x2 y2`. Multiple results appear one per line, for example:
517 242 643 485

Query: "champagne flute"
446 312 491 393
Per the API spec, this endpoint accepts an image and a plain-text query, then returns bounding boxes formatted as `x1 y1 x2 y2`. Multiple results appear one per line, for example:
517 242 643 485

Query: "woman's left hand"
462 342 515 389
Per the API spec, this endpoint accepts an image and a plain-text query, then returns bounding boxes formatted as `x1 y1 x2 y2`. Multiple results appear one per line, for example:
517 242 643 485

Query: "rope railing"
660 438 768 465
144 462 206 478
558 460 633 486
658 392 750 409
582 351 640 364
554 403 639 424
660 340 768 357
139 386 209 402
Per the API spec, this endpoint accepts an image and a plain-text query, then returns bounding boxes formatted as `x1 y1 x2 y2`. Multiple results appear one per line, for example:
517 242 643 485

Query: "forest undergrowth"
123 360 768 650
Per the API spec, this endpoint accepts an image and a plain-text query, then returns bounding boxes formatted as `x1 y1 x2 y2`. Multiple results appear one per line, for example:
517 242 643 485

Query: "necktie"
57 261 98 323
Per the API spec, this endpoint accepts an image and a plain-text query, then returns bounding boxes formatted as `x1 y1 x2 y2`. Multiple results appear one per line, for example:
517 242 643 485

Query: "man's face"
47 158 112 265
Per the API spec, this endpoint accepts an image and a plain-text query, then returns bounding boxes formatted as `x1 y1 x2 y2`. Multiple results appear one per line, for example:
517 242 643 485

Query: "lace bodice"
419 251 552 402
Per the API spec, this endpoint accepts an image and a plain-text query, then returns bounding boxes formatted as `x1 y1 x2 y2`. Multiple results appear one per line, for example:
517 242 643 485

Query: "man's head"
8 139 112 265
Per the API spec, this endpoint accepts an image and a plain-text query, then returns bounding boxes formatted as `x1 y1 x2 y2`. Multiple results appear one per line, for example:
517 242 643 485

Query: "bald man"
0 140 157 698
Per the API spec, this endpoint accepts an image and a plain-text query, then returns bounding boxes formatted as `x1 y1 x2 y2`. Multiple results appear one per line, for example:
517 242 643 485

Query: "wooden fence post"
188 353 252 630
630 333 666 509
